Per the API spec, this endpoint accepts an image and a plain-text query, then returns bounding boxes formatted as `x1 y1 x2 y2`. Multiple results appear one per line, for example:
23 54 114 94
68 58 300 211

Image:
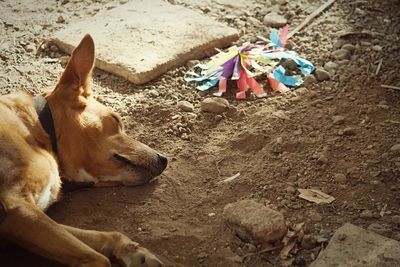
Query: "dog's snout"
157 153 168 170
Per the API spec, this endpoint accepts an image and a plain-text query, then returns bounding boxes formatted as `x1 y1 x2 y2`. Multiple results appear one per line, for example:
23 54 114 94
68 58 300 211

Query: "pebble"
223 199 287 243
244 243 257 252
367 223 392 236
301 234 318 249
309 210 323 222
332 115 345 125
360 209 373 219
285 185 296 194
332 49 351 60
201 97 229 114
262 12 287 28
314 68 330 81
372 45 382 52
342 127 356 136
390 144 400 152
177 100 194 112
334 173 347 183
149 89 159 97
324 61 338 71
56 15 65 23
392 215 400 225
341 44 355 52
24 43 36 53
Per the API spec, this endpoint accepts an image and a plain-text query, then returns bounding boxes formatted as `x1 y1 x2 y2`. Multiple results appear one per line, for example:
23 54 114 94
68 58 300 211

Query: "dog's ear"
56 34 95 95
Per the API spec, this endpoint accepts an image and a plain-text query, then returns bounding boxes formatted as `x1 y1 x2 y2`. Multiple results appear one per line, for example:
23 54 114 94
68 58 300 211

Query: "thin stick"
287 0 337 39
381 84 400 91
375 59 383 75
242 246 281 259
256 35 269 43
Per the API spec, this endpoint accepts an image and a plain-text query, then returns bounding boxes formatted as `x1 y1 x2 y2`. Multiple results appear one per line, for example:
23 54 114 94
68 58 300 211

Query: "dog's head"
47 34 167 186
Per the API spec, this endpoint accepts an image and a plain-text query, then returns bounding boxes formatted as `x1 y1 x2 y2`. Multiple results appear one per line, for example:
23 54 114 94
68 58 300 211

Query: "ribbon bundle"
184 26 315 99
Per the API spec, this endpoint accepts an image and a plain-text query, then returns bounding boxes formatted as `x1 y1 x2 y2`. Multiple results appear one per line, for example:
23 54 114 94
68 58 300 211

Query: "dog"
0 34 167 267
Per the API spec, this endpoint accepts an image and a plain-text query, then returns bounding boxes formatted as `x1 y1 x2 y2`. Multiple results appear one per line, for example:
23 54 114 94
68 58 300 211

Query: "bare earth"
0 0 399 266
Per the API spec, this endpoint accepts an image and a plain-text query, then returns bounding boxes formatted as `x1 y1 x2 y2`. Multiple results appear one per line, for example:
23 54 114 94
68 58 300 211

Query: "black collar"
34 95 58 154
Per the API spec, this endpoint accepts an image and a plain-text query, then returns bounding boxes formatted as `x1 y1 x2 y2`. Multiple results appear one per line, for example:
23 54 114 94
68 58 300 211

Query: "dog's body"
0 35 166 267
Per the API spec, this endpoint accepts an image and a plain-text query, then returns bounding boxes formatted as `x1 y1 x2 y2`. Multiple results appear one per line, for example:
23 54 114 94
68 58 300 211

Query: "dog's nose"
157 153 168 170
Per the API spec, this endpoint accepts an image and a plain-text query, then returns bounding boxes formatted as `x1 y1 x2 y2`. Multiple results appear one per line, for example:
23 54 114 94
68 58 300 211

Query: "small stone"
186 59 199 68
303 75 316 86
314 68 330 81
337 233 347 241
24 43 36 53
201 97 229 114
285 185 296 194
341 43 355 52
342 127 356 136
367 223 392 236
56 15 65 23
50 45 59 52
390 144 400 152
372 45 382 52
244 243 257 252
324 61 338 71
301 234 318 249
309 210 323 222
177 100 194 112
223 199 287 243
334 173 347 183
392 215 400 225
332 115 345 125
149 89 159 97
332 49 351 60
360 209 373 219
262 12 287 28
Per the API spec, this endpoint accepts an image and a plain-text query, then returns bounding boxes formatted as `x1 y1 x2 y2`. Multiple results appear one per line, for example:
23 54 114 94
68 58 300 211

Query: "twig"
381 84 400 91
375 59 383 75
256 35 269 43
287 0 337 39
242 245 281 259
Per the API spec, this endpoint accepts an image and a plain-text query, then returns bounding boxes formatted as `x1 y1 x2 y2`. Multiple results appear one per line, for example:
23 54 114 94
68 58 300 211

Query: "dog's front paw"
115 243 163 267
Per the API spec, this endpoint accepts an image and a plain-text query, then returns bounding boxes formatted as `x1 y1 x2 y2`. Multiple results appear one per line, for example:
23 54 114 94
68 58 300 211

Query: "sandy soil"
0 0 399 266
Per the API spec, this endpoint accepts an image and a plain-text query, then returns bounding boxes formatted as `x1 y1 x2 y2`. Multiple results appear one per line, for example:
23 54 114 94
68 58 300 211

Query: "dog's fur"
0 35 167 267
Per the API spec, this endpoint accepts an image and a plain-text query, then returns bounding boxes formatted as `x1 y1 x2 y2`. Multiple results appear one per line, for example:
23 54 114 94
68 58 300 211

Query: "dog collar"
34 95 58 154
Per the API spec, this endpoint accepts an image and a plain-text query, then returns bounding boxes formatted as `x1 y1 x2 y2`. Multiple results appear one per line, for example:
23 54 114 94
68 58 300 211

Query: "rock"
149 89 159 97
314 68 330 81
301 234 318 249
208 248 242 267
323 61 338 71
243 243 257 252
56 15 65 23
390 144 400 152
52 0 238 84
334 173 347 183
372 45 382 52
186 59 200 68
177 100 194 112
272 110 289 120
341 43 355 52
201 97 229 113
311 223 400 267
303 75 316 86
367 223 392 236
262 12 287 28
24 43 36 53
392 215 400 225
285 185 296 194
332 115 345 125
342 127 356 136
360 209 373 219
223 199 287 243
331 49 351 60
309 210 323 222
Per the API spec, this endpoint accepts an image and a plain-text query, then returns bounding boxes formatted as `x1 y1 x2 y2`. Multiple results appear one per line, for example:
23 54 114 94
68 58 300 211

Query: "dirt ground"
0 0 399 266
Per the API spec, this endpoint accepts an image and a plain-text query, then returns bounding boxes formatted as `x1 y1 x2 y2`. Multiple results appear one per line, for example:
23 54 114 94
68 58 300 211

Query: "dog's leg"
61 225 163 267
0 198 111 267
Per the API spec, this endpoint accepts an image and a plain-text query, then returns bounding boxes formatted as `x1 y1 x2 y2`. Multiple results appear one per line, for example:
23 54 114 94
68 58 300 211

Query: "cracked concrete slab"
310 223 400 267
52 0 239 84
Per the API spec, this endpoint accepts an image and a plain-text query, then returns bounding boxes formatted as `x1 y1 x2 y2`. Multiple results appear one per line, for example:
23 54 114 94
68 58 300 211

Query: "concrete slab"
52 0 239 84
310 223 400 267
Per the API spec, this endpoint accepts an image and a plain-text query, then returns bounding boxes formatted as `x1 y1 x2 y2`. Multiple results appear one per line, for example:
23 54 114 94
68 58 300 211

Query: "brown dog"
0 34 167 267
